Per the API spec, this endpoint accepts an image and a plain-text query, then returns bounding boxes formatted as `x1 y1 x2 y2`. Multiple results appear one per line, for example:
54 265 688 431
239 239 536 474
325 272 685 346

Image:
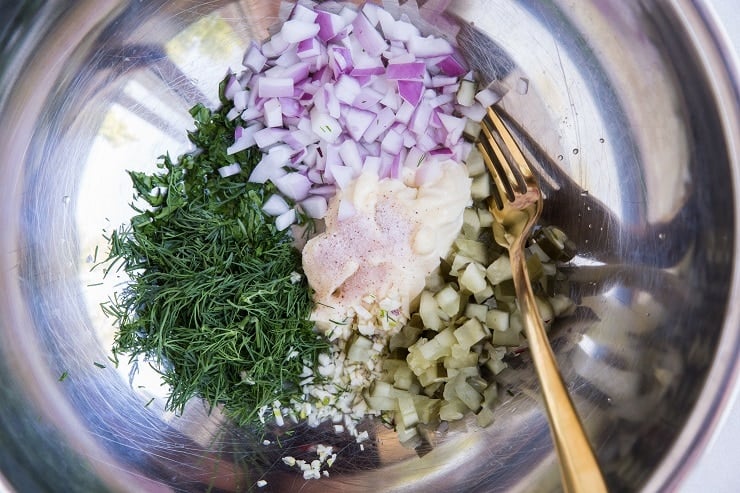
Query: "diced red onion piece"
243 41 267 72
415 163 443 186
351 10 388 57
389 152 403 179
330 164 356 190
309 184 336 197
228 124 262 155
363 107 395 142
324 84 341 119
273 49 301 68
224 74 241 100
274 172 312 201
380 89 400 111
300 195 328 219
436 53 467 77
275 209 297 231
457 102 487 122
380 129 404 154
353 86 384 110
404 147 426 169
254 127 289 149
261 31 291 58
281 62 311 83
334 75 362 104
475 88 502 107
410 101 433 135
363 155 381 176
337 199 356 221
339 139 363 172
315 10 346 42
263 194 291 216
323 143 342 174
385 62 426 80
233 90 249 111
438 113 466 146
263 98 283 128
249 155 287 184
296 37 321 58
430 75 458 88
280 19 321 43
397 80 423 106
290 3 319 23
217 163 241 178
329 46 354 78
343 106 376 141
395 100 415 124
407 35 454 58
226 107 240 121
310 109 342 143
258 77 294 98
430 93 455 108
279 97 303 118
349 66 385 78
361 2 383 26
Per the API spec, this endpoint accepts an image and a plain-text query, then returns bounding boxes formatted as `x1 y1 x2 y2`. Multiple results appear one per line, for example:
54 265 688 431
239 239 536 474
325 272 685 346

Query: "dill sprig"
102 88 327 427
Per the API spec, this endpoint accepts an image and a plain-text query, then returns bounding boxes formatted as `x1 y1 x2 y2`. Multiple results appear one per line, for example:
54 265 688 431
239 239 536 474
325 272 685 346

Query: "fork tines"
475 106 533 209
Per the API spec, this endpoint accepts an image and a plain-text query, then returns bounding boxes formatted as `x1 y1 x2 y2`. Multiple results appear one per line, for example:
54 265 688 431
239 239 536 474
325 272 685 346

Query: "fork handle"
510 249 608 493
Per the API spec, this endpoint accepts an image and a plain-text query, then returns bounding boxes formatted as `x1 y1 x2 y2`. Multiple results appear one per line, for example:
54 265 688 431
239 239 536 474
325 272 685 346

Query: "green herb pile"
102 86 327 427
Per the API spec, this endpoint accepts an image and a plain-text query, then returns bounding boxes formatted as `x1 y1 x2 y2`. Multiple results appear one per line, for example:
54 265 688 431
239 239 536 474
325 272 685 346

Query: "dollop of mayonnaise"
302 160 471 328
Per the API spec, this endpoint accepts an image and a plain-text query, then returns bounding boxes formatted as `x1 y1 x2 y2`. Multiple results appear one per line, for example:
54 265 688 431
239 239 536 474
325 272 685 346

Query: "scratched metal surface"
0 1 738 492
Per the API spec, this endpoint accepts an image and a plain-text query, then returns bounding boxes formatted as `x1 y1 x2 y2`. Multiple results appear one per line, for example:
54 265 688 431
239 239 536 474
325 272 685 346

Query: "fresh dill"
101 82 327 428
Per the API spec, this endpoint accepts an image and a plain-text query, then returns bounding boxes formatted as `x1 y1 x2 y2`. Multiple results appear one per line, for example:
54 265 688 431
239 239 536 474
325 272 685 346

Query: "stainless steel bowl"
1 1 738 491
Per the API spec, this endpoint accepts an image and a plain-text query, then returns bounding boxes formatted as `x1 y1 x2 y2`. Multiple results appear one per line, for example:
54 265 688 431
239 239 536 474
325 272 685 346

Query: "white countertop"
680 1 739 492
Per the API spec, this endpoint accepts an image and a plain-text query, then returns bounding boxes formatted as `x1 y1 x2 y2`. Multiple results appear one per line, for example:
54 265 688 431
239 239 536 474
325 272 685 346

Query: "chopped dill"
100 83 328 428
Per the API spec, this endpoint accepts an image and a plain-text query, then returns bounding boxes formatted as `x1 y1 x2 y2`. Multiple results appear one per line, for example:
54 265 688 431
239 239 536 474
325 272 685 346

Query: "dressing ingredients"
303 159 472 333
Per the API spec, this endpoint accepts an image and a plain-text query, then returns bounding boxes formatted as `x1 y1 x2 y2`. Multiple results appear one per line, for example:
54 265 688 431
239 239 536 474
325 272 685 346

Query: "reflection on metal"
0 1 738 492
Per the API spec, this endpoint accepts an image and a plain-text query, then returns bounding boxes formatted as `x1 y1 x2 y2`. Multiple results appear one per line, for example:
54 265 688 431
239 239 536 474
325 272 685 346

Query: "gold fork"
476 106 608 493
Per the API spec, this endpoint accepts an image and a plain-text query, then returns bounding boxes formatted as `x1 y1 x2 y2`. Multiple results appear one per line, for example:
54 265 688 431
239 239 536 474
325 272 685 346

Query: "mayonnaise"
302 160 471 329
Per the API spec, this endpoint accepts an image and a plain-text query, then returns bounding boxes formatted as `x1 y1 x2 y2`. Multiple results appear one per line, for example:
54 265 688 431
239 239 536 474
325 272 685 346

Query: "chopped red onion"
263 98 283 128
475 87 502 107
362 107 395 143
328 163 356 190
315 10 346 42
436 53 467 77
224 74 241 100
299 195 328 219
351 11 388 57
296 37 321 59
280 19 321 43
217 163 241 178
243 42 267 72
397 80 423 106
385 61 426 80
310 109 342 143
337 199 356 221
254 127 289 149
289 3 318 23
407 35 453 57
224 1 479 231
257 77 294 98
343 106 376 141
274 172 312 202
275 209 297 231
263 194 291 216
